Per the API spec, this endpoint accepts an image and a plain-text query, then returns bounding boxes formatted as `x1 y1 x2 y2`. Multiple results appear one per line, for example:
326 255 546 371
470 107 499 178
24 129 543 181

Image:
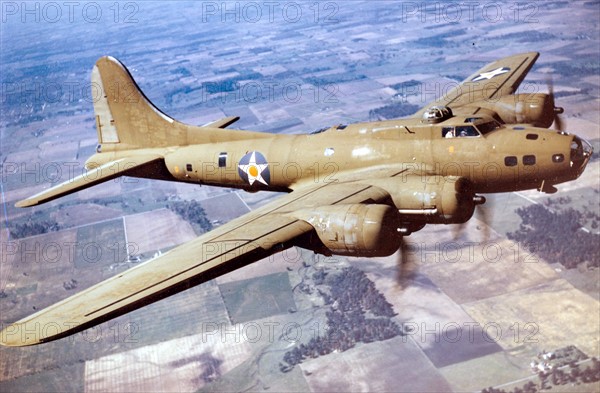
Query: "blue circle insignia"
237 151 270 186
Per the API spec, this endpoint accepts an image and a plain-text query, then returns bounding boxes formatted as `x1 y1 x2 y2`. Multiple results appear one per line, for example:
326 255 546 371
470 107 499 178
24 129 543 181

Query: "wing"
0 174 403 346
15 154 163 207
414 52 539 116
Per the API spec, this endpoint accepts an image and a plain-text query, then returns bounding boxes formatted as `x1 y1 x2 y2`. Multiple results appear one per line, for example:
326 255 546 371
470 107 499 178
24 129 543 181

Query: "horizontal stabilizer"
15 155 163 207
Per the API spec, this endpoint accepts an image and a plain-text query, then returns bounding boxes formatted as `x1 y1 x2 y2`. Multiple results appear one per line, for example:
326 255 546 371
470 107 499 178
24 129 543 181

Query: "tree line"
167 200 213 234
281 267 401 371
507 205 600 269
482 357 600 393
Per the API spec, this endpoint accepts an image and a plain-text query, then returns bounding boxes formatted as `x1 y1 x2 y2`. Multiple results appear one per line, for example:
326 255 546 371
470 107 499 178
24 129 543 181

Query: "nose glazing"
570 136 593 176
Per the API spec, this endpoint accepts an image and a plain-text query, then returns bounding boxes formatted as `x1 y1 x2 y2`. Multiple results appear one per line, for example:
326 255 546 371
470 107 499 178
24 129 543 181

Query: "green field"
219 272 297 324
74 219 126 269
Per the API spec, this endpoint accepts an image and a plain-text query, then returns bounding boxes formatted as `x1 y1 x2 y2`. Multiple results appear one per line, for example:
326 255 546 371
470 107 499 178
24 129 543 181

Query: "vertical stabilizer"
92 56 178 147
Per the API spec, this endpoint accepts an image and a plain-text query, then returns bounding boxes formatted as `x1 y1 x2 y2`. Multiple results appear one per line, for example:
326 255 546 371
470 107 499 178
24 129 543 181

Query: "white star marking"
238 151 269 185
472 67 510 82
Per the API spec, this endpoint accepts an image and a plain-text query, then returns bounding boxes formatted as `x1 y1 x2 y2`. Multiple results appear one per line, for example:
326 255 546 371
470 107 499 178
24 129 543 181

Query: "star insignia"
471 67 511 82
238 151 270 186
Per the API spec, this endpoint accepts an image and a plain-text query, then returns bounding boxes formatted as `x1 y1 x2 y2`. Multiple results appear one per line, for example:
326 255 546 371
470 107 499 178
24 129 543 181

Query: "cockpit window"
442 125 480 138
455 125 480 137
443 127 455 138
475 121 500 135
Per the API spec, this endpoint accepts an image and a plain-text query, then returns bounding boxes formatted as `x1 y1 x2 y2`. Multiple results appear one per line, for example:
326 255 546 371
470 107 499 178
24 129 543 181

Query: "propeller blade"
453 195 492 242
554 113 565 132
396 237 417 285
475 204 491 243
452 221 466 240
397 237 407 283
547 77 565 131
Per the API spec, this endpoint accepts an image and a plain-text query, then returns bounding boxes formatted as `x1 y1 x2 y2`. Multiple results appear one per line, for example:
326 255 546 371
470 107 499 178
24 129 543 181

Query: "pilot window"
455 125 480 137
523 155 536 165
186 164 193 172
443 126 480 138
218 152 227 168
505 156 518 167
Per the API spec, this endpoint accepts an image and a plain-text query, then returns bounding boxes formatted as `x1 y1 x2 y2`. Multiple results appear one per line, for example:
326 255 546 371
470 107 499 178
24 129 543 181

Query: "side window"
523 155 536 165
443 127 455 138
504 156 518 167
186 164 193 172
552 153 564 163
218 152 227 168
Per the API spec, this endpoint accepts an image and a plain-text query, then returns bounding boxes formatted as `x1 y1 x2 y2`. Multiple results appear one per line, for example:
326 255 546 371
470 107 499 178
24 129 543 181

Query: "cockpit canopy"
441 116 502 138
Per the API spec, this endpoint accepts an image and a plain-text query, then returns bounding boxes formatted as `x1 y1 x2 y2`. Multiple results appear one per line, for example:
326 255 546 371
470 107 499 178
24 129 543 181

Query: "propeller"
547 77 565 131
452 195 491 242
396 236 418 285
396 197 492 287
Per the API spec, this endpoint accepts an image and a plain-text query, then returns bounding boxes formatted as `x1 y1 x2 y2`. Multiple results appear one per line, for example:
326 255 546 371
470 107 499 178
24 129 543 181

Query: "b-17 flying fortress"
0 52 593 347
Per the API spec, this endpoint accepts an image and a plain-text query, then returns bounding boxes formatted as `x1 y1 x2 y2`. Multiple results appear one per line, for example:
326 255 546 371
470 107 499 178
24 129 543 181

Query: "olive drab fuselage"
87 115 591 196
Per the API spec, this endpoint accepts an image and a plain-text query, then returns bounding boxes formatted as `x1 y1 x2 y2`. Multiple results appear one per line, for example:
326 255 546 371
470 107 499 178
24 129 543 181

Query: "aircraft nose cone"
570 136 593 177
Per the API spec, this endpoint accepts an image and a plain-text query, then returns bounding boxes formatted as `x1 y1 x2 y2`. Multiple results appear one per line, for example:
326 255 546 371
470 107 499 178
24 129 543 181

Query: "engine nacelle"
367 176 476 224
292 204 401 257
478 93 556 128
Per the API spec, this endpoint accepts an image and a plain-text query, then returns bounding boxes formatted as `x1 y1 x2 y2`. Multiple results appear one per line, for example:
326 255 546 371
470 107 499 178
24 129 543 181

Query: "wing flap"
15 155 163 207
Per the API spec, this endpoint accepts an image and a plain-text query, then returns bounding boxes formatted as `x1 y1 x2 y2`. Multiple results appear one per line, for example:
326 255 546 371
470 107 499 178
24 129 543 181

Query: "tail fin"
92 56 269 148
92 56 184 147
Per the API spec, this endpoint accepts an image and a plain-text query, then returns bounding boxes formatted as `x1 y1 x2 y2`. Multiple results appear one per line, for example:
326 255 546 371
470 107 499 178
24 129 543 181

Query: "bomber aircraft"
0 52 593 346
